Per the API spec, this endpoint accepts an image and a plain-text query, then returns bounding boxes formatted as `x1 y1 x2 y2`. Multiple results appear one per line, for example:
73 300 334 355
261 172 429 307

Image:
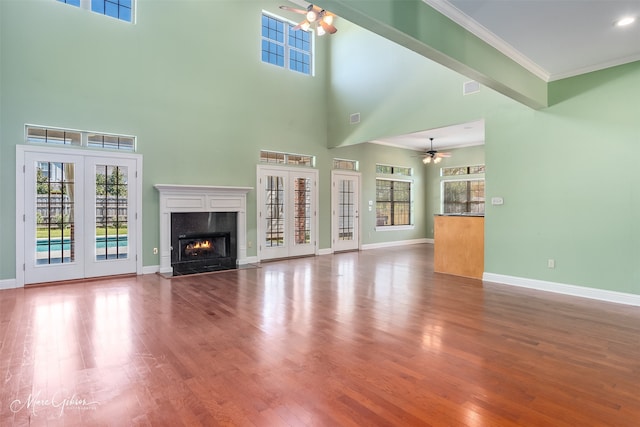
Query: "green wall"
0 0 333 278
326 18 640 296
484 63 640 294
2 1 640 297
0 0 430 281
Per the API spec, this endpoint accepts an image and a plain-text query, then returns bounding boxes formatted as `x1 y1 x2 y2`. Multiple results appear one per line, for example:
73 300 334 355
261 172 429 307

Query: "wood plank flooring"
1 244 639 426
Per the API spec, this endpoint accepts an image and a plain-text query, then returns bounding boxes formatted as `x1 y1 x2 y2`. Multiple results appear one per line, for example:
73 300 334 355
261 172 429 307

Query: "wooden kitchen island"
434 214 484 279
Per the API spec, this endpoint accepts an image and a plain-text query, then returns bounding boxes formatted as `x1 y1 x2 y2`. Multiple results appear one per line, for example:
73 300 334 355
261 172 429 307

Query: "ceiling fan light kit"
279 4 338 35
421 138 450 165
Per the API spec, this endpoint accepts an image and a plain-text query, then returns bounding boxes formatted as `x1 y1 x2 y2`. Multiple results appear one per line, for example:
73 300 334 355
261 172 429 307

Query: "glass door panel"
95 164 129 261
85 157 137 278
332 171 360 252
265 175 285 248
258 166 317 260
25 153 85 284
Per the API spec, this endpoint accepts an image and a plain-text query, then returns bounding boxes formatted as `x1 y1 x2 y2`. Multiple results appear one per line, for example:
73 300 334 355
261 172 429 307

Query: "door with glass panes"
332 170 360 252
258 166 317 260
22 150 138 284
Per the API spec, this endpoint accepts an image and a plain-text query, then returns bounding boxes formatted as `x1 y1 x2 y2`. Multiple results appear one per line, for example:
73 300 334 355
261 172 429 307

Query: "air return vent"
463 80 480 95
349 112 361 124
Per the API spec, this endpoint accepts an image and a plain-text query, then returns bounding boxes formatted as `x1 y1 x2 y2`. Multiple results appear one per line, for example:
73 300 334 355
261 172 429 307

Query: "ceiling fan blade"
436 152 452 158
292 19 309 31
319 20 338 34
279 5 307 14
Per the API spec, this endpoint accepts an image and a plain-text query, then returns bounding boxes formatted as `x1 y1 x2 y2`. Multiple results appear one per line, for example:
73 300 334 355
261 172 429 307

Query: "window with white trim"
56 0 134 23
376 164 413 227
333 158 359 171
261 12 313 75
441 165 485 214
260 150 315 167
26 125 136 152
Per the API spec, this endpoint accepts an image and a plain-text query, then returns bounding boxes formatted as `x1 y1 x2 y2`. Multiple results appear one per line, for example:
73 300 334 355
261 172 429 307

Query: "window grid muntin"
36 161 75 265
26 125 136 152
376 164 412 177
57 0 134 22
338 179 354 240
92 0 132 22
261 12 312 75
442 165 485 176
95 164 129 260
442 179 485 214
376 178 411 226
260 150 315 167
265 175 285 247
333 158 358 171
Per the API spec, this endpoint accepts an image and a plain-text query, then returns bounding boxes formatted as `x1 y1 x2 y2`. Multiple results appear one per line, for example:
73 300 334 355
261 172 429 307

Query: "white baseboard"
361 238 432 251
0 278 19 290
240 256 259 265
318 248 333 256
142 265 160 275
483 272 640 307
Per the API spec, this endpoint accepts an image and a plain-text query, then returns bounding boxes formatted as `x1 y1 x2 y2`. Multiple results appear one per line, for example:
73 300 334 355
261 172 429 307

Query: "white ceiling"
372 0 640 152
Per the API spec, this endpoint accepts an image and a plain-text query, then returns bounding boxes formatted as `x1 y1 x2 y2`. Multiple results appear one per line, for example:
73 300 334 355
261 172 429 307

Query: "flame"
191 240 211 250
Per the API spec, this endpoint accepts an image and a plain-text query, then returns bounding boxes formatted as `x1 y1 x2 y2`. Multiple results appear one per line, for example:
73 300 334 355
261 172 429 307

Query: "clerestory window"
56 0 134 23
261 12 313 75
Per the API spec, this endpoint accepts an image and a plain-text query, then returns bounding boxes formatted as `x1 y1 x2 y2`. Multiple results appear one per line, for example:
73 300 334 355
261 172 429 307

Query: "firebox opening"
170 212 237 276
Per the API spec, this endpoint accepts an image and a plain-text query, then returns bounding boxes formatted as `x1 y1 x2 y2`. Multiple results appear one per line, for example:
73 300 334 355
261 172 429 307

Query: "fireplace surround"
155 184 252 276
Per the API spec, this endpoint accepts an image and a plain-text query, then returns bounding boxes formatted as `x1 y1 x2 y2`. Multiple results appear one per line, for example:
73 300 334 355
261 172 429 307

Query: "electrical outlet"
547 259 555 269
153 247 158 255
248 241 253 248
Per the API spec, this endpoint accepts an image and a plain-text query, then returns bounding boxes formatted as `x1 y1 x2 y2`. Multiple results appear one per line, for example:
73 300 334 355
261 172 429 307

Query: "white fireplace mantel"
155 184 252 274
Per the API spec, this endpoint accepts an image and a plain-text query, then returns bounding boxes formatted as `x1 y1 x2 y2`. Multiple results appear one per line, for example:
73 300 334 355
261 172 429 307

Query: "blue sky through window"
261 13 311 75
58 0 81 6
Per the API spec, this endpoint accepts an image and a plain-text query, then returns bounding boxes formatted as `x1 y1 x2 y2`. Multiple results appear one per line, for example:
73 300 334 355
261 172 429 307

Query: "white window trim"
25 124 137 152
261 10 315 76
440 177 485 214
61 0 136 24
375 177 415 229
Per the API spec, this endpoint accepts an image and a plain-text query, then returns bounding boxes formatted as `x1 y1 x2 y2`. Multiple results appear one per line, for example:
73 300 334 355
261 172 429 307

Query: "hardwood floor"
1 244 639 426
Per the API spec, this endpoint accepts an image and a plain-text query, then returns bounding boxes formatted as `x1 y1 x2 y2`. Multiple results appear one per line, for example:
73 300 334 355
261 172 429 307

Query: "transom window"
56 0 134 23
376 164 413 227
260 150 315 167
333 158 359 171
261 12 313 75
26 125 136 152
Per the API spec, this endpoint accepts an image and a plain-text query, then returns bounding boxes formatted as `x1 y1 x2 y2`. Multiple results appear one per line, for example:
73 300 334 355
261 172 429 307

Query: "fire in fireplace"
178 233 228 261
171 211 237 276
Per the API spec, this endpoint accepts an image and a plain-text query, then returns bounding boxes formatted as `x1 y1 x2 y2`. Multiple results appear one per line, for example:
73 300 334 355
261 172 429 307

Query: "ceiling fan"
279 4 337 35
421 138 451 164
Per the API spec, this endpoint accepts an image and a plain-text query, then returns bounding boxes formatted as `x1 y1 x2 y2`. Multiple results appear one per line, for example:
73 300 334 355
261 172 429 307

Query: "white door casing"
331 170 360 252
257 165 318 261
16 145 142 286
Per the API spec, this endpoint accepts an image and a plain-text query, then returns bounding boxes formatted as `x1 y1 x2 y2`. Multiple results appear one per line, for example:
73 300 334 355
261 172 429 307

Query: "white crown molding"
423 0 551 82
548 53 640 82
483 272 640 307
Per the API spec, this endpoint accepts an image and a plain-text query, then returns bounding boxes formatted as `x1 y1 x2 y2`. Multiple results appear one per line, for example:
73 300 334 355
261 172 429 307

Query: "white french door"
331 171 360 252
19 146 141 285
257 165 318 261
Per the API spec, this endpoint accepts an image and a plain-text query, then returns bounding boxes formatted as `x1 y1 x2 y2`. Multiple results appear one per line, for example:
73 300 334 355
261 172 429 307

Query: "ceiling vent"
463 80 480 95
349 112 361 124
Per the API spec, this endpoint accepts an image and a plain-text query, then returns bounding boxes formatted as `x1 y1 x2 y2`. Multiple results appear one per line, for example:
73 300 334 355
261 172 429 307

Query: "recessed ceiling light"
615 16 636 27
